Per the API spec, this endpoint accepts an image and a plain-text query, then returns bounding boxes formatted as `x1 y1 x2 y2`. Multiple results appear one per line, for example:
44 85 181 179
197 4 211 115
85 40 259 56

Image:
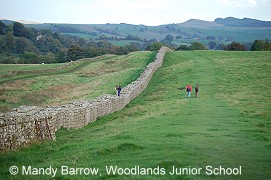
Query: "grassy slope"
0 63 66 76
0 51 270 179
0 52 156 112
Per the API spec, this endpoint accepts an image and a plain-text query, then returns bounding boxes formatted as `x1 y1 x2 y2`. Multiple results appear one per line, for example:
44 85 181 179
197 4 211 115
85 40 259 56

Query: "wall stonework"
0 47 172 152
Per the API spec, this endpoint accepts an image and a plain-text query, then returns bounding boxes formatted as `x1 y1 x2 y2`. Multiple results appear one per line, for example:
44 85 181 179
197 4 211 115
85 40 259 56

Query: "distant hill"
1 17 271 45
0 19 14 25
17 20 42 24
214 17 271 27
180 19 222 28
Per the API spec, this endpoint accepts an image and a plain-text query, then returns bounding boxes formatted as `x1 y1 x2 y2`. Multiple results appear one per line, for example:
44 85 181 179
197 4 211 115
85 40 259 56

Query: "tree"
40 29 52 36
191 42 207 50
250 40 265 51
217 43 225 50
130 42 142 50
13 22 28 37
20 52 40 64
146 42 164 51
0 21 8 35
5 32 15 51
250 40 271 51
66 44 83 61
209 41 217 50
115 44 139 55
176 35 182 39
15 37 38 54
56 49 67 63
36 40 49 54
40 53 56 64
47 36 62 53
27 27 38 41
165 34 174 42
15 37 28 53
224 42 246 51
97 40 114 49
78 37 87 47
264 40 271 50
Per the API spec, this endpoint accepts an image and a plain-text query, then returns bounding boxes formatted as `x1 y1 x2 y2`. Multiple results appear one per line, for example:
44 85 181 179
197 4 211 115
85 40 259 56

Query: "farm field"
0 52 156 112
0 51 270 179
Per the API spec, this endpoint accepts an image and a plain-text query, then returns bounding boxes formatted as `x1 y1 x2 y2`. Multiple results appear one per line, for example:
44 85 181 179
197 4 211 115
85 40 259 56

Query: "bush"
250 40 271 51
191 42 207 50
224 42 246 51
146 42 164 51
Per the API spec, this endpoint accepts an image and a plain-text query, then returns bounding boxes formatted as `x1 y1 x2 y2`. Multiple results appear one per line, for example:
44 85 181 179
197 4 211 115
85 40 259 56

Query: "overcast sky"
1 0 270 25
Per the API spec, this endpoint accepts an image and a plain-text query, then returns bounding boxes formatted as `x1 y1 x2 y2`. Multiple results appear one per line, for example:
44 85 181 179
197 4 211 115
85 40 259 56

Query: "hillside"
2 17 271 51
214 17 271 27
21 17 271 45
0 52 156 112
0 51 270 179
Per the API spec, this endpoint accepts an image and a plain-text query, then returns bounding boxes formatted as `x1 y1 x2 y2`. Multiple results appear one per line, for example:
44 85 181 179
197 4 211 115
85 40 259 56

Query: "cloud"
222 0 257 7
246 0 257 7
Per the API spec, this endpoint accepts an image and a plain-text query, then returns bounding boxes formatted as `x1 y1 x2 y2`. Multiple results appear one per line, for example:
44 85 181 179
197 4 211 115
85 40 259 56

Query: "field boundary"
0 47 172 152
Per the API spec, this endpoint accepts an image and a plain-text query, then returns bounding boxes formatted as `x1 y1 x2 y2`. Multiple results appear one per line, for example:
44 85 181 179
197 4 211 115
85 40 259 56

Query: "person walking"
117 85 122 97
115 85 119 96
186 84 192 98
195 84 199 98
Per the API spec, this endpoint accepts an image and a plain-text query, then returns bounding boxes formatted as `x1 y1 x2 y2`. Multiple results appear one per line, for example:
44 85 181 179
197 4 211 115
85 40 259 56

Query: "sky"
0 0 271 25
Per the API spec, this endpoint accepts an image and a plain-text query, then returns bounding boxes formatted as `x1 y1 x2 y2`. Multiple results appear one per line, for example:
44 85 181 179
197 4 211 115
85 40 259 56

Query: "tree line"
176 40 271 51
0 21 145 64
0 21 270 64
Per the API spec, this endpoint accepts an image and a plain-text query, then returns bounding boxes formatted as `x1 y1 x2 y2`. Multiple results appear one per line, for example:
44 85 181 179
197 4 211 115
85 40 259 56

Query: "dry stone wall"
0 47 172 152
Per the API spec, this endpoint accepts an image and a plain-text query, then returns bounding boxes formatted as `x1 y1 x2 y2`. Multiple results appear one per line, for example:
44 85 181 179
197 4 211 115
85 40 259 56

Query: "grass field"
0 51 270 179
0 52 156 112
0 63 65 76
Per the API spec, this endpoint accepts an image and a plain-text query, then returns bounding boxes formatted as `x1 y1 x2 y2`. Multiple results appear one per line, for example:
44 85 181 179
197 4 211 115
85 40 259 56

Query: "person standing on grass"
186 84 192 98
115 85 119 96
195 84 199 98
117 85 122 97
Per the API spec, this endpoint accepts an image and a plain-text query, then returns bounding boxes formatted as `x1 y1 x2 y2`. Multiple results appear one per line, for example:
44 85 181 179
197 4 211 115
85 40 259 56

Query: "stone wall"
0 47 172 152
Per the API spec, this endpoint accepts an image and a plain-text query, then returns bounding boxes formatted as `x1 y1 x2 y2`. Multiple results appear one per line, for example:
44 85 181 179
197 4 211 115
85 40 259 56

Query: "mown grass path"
0 51 270 179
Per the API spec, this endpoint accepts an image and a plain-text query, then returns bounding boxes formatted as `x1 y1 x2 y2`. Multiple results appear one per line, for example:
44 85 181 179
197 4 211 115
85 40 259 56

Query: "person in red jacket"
186 84 192 98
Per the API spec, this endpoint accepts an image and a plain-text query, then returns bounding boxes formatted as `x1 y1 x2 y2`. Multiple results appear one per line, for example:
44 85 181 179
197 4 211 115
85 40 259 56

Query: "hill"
20 17 271 45
179 19 222 27
214 17 271 27
2 17 271 47
0 51 270 179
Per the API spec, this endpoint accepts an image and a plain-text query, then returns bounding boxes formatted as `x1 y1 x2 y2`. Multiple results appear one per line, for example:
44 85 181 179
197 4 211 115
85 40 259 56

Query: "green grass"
0 63 66 76
0 51 270 179
0 52 156 112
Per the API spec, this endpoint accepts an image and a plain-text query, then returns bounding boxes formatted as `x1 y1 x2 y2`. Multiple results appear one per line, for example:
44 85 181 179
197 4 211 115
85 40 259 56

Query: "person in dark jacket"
117 85 121 97
195 84 199 98
115 85 119 96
